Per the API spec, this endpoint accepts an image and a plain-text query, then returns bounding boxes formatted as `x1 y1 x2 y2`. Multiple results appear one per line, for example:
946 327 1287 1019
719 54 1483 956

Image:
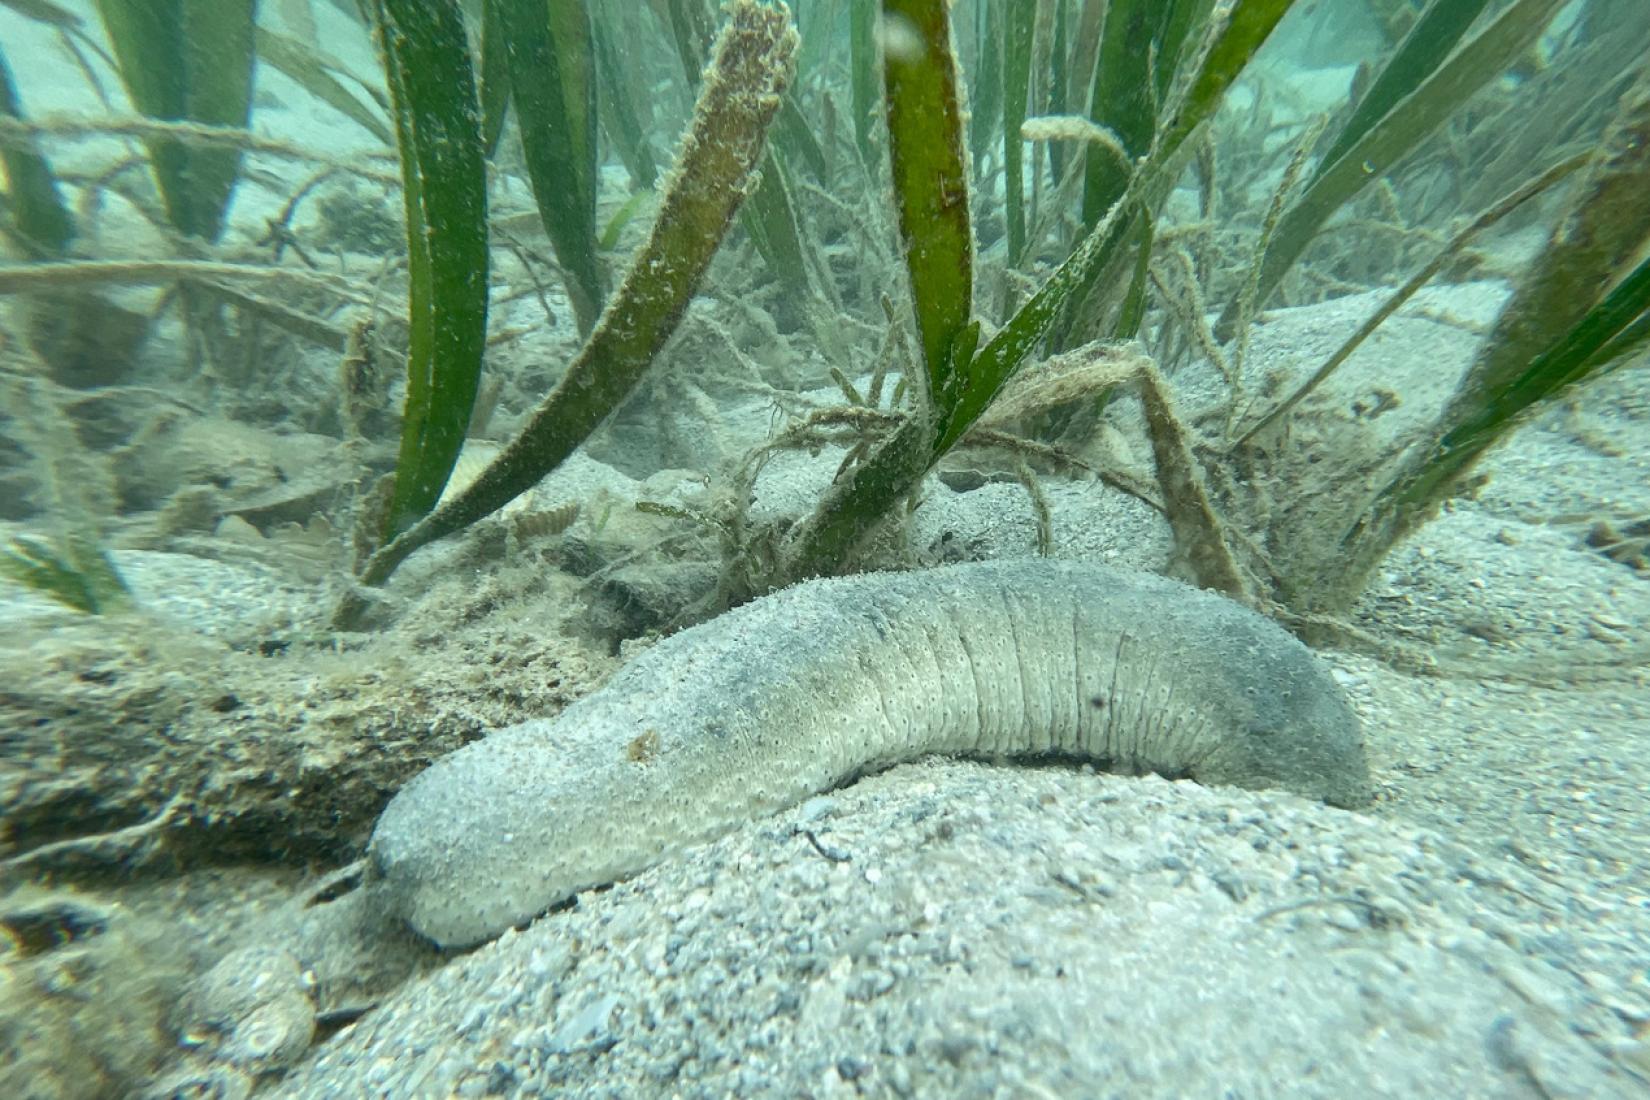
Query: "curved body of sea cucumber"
368 559 1371 947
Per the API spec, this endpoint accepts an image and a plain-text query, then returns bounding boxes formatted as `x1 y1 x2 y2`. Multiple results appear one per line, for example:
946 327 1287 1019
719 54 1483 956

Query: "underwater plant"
93 0 257 244
489 0 605 337
1 0 1640 640
1294 64 1650 613
347 0 1301 598
767 0 1302 589
0 532 129 614
0 44 73 259
350 0 799 593
770 0 1650 621
0 375 129 614
366 0 490 543
1214 0 1571 339
324 0 1647 631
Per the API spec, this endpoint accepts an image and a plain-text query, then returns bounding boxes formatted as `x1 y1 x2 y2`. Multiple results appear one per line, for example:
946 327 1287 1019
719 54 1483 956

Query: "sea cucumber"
368 559 1371 948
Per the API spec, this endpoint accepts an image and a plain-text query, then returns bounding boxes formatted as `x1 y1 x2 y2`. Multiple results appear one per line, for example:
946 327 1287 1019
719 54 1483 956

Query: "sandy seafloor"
4 280 1648 1098
257 294 1650 1100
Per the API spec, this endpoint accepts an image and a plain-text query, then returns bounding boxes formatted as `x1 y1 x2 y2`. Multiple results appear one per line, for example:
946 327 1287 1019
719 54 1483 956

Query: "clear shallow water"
2 1 1648 1096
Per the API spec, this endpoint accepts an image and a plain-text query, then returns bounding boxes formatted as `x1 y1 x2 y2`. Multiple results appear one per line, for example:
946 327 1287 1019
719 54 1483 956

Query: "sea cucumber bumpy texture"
369 560 1372 947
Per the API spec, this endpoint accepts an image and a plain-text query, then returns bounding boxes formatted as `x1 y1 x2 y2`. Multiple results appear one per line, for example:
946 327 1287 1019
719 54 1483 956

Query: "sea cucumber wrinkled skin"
368 560 1372 948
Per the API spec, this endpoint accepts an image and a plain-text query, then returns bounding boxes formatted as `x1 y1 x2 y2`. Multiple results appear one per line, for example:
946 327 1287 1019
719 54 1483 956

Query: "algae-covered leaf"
1079 0 1185 229
591 10 658 188
478 0 511 156
1155 0 1292 163
356 0 797 587
94 0 256 242
1000 0 1031 262
1053 0 1291 348
1306 0 1492 191
779 0 1295 579
881 0 973 411
371 0 490 539
0 535 130 615
774 92 829 184
744 147 812 308
599 190 650 251
1385 68 1650 521
0 43 74 257
1286 63 1650 617
850 0 879 163
493 0 604 335
1222 0 1567 334
658 0 812 320
939 193 1136 451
